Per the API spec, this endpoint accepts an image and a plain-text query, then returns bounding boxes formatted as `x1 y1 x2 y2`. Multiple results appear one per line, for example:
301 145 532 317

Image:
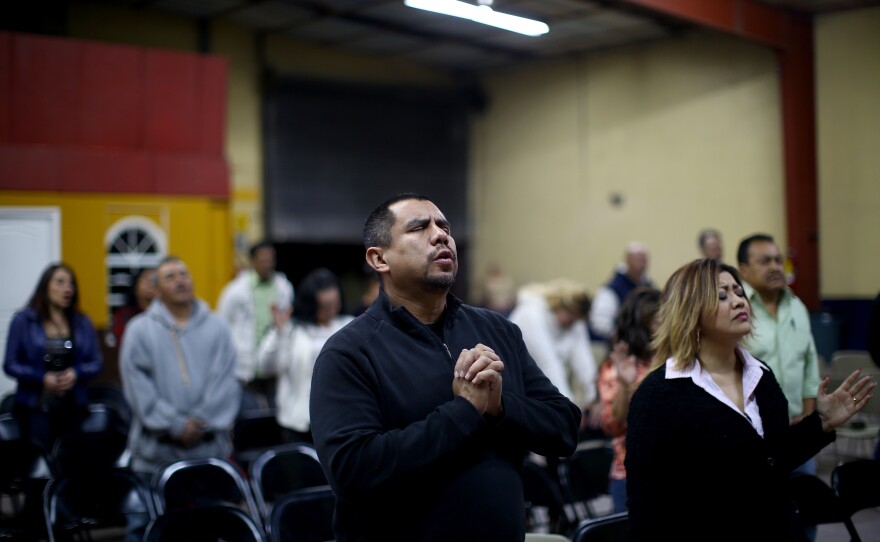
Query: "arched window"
104 217 167 345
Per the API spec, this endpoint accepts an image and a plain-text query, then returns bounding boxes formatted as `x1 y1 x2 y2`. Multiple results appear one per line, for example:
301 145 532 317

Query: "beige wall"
816 7 880 298
470 32 785 298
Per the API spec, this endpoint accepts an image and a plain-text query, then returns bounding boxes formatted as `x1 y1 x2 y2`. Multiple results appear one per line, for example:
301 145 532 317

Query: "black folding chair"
570 511 629 542
521 458 572 535
267 486 335 542
151 456 262 531
144 503 264 542
787 472 859 542
49 402 129 477
232 409 287 473
557 444 613 520
43 468 154 542
0 412 48 538
831 459 880 542
86 384 132 428
249 443 327 523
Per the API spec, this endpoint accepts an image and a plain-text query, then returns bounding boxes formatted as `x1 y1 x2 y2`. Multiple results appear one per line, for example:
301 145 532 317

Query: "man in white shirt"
216 241 294 410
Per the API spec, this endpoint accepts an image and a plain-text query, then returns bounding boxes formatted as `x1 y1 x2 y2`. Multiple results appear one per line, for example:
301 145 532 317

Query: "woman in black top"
625 259 874 541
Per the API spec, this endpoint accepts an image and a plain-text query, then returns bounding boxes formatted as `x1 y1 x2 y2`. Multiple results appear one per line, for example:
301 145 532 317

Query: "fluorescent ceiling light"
404 0 549 37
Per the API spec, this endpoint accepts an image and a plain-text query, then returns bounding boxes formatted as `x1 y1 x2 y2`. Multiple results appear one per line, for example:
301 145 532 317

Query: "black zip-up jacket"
310 289 581 542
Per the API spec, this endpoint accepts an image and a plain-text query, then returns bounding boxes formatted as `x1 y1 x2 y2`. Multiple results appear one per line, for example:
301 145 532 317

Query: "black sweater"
309 290 581 542
625 363 835 542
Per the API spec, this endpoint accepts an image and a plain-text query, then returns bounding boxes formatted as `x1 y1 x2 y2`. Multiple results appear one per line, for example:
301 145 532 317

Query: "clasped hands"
43 368 76 395
452 343 504 417
180 418 209 448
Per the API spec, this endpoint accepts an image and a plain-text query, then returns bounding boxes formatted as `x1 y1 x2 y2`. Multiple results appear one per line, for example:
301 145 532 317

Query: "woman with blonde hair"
625 259 874 541
509 278 596 407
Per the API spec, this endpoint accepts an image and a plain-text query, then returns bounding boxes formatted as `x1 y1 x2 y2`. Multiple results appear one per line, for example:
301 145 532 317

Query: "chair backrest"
268 486 335 542
830 350 874 376
0 392 14 414
151 456 261 525
0 413 30 483
786 473 850 525
87 384 133 427
521 459 570 534
524 533 569 542
50 402 129 476
571 512 630 542
43 468 155 542
143 503 264 542
250 443 327 522
786 472 861 542
832 460 880 517
233 409 287 473
558 445 613 503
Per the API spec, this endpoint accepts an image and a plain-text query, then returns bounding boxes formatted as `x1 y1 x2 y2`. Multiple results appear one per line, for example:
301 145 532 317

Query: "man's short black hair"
737 233 775 265
363 193 432 249
249 240 274 258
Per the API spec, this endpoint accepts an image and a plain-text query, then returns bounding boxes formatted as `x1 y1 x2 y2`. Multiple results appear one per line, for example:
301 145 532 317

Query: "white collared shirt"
665 348 769 437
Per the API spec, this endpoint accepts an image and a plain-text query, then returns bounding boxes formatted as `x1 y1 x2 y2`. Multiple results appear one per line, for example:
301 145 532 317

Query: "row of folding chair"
149 447 333 542
550 460 880 542
1 391 332 541
1 390 130 540
41 444 335 542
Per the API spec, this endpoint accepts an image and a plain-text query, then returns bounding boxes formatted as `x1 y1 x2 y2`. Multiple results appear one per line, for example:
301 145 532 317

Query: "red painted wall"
0 32 228 197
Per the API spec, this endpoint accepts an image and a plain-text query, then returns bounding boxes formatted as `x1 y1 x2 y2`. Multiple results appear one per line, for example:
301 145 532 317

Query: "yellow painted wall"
0 192 231 328
816 7 880 298
470 31 785 298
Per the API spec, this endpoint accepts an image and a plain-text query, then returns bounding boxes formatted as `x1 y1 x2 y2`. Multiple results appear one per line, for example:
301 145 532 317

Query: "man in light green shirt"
217 241 294 410
738 233 821 525
738 233 820 423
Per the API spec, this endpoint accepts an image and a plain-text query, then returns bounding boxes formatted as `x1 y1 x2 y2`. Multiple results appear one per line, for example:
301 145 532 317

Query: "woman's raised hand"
816 369 877 432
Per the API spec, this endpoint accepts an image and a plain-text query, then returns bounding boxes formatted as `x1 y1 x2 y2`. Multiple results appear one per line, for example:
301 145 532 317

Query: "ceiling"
133 0 880 72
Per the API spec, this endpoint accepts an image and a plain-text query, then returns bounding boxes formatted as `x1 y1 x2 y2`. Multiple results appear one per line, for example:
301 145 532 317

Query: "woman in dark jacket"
625 259 874 541
4 262 103 453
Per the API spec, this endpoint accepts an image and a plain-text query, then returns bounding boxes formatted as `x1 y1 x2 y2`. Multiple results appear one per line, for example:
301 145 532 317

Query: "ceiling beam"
614 0 787 48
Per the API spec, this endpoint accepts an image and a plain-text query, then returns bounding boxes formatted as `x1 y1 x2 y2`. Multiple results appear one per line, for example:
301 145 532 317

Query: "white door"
0 207 61 398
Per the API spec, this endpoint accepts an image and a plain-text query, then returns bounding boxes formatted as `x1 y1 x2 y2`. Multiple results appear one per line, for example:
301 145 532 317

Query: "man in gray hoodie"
120 256 241 474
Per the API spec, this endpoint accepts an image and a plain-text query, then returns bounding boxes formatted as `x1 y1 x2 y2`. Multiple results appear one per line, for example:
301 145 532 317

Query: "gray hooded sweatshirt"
120 297 241 473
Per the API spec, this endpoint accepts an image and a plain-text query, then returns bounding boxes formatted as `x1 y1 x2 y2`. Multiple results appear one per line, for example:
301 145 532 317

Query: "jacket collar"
366 287 462 333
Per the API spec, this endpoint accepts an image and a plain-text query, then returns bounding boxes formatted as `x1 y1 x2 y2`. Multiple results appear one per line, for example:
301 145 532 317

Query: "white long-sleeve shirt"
588 286 619 340
508 290 597 405
257 316 353 432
